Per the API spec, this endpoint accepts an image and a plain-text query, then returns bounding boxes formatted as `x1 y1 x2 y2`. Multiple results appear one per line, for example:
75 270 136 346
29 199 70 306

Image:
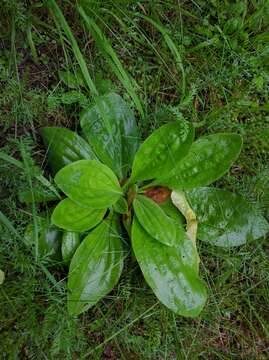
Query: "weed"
0 1 269 358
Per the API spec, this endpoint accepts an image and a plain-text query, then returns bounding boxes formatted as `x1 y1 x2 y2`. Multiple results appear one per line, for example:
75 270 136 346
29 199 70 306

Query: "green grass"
0 0 269 358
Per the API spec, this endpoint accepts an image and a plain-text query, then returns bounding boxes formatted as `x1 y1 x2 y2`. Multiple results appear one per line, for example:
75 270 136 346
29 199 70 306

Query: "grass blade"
0 151 24 169
19 141 39 260
139 14 186 96
78 5 144 118
0 151 61 199
47 0 98 96
0 210 20 239
26 19 39 64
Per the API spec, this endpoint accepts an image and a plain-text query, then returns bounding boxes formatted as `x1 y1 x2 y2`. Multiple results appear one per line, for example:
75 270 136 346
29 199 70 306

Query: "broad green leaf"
159 198 199 273
62 231 80 263
113 196 128 214
132 218 206 317
135 194 199 273
80 92 140 178
55 160 122 209
24 217 62 260
179 232 200 274
52 198 106 232
41 127 97 174
39 225 62 260
156 133 243 189
186 187 269 247
159 197 185 226
130 121 194 183
133 195 180 247
68 216 124 316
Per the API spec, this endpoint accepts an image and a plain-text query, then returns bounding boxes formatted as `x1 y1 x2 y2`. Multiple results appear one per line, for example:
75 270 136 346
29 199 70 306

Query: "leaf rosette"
30 92 268 317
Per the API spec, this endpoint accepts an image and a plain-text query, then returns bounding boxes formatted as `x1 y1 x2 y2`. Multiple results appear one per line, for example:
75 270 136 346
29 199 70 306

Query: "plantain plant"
26 92 268 317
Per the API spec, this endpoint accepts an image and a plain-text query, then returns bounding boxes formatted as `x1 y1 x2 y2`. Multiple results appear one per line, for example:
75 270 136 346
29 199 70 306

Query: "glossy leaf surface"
159 197 185 226
186 187 269 247
52 198 106 232
68 216 124 316
80 93 140 177
62 231 80 263
55 160 122 208
39 225 62 260
133 195 179 247
159 198 199 273
157 133 242 189
24 218 62 260
130 121 194 182
178 231 200 274
132 218 206 317
41 127 96 174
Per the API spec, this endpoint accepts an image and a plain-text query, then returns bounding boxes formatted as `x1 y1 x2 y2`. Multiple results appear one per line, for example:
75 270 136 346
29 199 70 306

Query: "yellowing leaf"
0 270 5 285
